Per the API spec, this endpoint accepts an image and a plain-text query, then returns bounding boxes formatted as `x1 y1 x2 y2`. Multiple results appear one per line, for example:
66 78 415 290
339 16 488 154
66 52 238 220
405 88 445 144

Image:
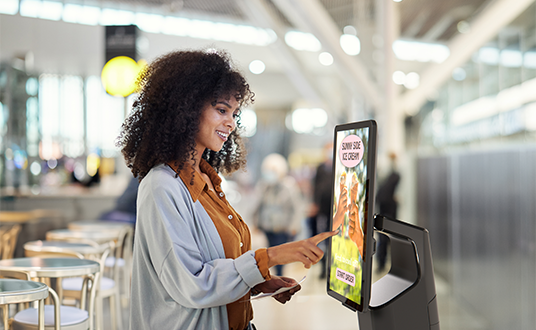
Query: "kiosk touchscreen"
326 120 377 312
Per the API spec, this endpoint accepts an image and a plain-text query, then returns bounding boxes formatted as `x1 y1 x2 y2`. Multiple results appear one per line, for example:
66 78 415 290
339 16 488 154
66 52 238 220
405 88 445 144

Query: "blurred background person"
100 175 139 224
252 153 305 276
308 142 333 279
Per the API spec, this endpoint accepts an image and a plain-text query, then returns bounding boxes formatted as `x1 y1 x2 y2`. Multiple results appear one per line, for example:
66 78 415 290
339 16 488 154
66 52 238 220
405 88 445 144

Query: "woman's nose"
227 114 237 131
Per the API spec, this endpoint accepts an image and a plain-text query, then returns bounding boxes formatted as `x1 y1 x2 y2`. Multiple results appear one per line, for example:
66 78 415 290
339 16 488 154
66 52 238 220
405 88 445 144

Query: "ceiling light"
285 31 321 52
457 21 471 34
0 0 18 15
500 49 522 68
40 1 62 21
100 9 134 26
392 40 450 63
340 34 361 56
392 71 405 85
452 68 467 81
249 60 265 75
291 108 328 134
78 6 101 25
319 52 334 66
135 13 164 33
343 25 357 36
404 72 420 89
20 0 40 17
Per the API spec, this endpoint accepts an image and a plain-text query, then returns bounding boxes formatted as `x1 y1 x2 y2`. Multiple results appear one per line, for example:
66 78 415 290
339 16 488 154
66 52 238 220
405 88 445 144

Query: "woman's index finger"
310 230 339 245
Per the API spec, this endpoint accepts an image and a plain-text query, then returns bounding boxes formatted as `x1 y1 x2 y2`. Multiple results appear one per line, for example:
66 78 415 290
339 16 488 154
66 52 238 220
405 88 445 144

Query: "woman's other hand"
253 276 301 304
266 230 339 269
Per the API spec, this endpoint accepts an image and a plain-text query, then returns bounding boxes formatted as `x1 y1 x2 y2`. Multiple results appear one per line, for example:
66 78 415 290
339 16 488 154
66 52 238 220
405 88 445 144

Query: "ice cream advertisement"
329 127 369 305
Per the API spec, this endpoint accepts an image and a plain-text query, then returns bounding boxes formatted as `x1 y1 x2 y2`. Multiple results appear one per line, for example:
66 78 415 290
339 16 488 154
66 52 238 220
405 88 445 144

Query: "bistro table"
24 240 107 259
0 278 49 330
0 258 100 330
67 220 132 232
46 229 119 245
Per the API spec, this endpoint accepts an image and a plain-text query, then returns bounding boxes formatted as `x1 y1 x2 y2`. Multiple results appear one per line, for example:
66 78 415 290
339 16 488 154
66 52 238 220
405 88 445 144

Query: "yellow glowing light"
101 56 142 97
86 153 101 177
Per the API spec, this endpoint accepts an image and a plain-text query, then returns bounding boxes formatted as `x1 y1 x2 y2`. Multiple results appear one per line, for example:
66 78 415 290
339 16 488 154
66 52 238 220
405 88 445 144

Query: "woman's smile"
196 96 239 153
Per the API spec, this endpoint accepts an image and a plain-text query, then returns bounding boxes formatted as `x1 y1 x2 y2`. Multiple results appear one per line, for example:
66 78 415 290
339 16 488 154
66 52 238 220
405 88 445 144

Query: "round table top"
0 279 48 304
0 258 100 278
24 240 106 255
68 220 132 232
46 228 119 244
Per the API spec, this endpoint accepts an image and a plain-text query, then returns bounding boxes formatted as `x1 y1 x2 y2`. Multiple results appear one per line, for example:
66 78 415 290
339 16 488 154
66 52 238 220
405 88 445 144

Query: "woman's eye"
218 108 226 114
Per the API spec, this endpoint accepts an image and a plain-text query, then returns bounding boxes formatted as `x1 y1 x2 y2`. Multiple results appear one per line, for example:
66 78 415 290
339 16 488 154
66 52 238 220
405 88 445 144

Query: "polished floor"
110 252 485 330
111 262 484 330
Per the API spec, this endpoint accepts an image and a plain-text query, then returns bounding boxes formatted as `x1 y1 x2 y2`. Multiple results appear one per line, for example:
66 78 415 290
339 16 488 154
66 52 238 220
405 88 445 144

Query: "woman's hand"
266 231 339 269
253 276 301 304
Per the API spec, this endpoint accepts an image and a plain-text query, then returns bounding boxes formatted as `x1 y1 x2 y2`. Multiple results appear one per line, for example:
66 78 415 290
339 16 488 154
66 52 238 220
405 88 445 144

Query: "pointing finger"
310 230 339 245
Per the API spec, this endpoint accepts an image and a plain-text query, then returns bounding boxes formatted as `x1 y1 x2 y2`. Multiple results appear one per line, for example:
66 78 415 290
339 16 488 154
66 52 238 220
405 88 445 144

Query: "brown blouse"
173 160 271 330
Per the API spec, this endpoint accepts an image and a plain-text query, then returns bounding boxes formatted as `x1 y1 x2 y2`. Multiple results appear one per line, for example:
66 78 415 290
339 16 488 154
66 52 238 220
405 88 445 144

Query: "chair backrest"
25 249 85 259
0 224 22 260
0 269 31 281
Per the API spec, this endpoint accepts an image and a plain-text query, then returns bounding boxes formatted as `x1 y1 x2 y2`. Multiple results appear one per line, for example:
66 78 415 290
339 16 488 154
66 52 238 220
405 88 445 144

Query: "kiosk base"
358 215 440 330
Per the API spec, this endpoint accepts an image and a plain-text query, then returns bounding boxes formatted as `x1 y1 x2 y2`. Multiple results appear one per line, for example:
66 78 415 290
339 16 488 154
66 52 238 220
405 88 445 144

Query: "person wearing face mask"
252 153 305 276
119 49 338 330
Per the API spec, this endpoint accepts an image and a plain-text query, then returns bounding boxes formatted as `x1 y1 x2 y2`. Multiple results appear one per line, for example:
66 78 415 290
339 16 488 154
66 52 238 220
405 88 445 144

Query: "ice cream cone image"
348 172 364 258
333 171 348 231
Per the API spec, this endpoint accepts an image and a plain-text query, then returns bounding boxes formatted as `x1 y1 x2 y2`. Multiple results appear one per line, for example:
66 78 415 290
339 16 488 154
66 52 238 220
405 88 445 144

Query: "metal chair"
0 257 100 330
0 262 98 330
0 225 22 260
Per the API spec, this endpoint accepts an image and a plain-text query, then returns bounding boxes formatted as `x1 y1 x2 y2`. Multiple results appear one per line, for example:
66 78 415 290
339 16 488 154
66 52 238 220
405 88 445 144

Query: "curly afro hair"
117 49 255 182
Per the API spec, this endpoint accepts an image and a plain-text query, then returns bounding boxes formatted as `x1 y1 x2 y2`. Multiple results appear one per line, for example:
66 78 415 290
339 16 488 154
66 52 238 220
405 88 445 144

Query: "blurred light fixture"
340 34 361 56
392 71 406 85
7 1 276 46
452 67 467 81
100 9 134 26
0 0 18 15
135 13 164 33
524 52 536 68
476 47 499 65
392 40 450 63
249 60 265 75
30 161 42 176
101 56 144 97
20 0 40 17
40 1 63 21
457 21 471 34
343 25 357 35
285 31 321 52
86 153 101 176
241 109 257 137
393 0 403 2
63 4 100 25
290 108 328 134
26 77 39 96
318 52 334 66
404 72 420 89
500 49 523 68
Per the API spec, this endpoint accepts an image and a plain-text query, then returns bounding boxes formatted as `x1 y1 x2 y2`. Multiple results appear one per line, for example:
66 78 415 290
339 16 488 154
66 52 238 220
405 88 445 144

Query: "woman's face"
195 96 239 152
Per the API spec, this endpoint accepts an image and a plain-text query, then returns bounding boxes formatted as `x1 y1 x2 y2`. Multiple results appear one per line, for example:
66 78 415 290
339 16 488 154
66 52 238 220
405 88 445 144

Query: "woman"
118 49 337 330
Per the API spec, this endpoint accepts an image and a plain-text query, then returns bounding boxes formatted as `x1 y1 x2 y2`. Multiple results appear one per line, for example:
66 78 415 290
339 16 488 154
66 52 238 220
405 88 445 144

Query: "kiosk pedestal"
358 215 440 330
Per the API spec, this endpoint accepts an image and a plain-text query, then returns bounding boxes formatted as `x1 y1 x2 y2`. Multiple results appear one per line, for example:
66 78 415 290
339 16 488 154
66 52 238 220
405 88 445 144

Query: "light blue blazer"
129 164 265 330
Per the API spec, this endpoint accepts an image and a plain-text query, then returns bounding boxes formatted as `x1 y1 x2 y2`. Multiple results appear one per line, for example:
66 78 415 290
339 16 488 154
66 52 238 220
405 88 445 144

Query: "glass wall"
0 66 127 192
